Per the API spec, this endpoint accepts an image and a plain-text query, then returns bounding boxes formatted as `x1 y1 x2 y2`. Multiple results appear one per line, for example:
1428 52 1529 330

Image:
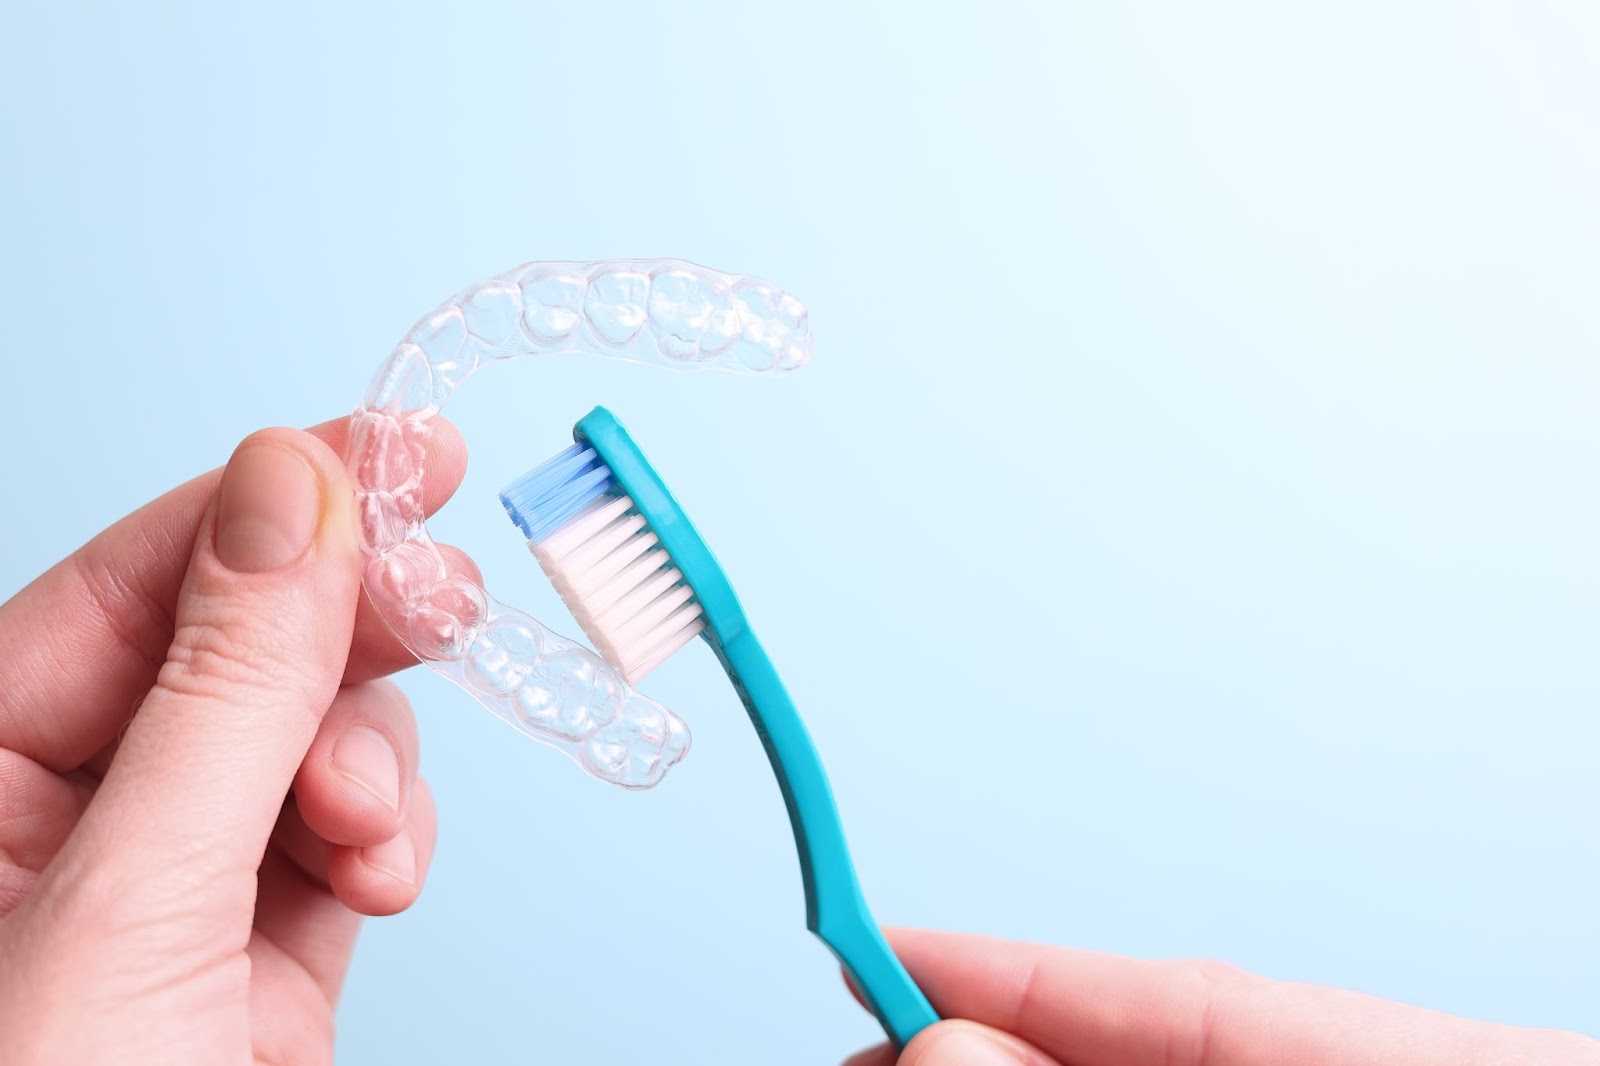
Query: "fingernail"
332 725 402 811
215 441 322 573
918 1026 1027 1065
362 831 416 885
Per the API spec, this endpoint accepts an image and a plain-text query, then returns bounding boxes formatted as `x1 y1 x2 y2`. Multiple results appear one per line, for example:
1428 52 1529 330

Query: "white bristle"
563 512 650 573
584 547 671 617
618 602 705 669
607 583 697 648
626 619 707 679
593 564 682 633
562 528 660 603
539 495 631 560
530 488 705 684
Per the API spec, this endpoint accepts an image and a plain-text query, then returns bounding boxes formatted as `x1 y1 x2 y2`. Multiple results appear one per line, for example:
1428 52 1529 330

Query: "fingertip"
299 737 406 847
429 417 468 473
422 418 468 515
344 540 483 684
294 681 418 847
412 775 437 833
226 427 359 569
238 426 356 497
329 833 418 916
328 777 435 917
316 410 465 517
436 543 483 586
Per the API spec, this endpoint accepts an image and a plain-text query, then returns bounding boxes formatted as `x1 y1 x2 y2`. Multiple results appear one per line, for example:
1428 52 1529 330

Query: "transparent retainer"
349 259 810 789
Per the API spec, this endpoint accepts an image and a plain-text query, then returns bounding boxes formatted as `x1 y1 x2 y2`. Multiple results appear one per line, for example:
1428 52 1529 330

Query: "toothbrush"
498 406 940 1049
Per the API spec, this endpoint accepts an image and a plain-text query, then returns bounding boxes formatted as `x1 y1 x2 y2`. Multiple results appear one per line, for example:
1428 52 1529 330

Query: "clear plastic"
349 259 811 788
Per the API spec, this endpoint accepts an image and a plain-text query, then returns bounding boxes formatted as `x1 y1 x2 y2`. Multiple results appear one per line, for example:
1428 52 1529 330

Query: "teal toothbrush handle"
718 629 939 1049
573 407 938 1047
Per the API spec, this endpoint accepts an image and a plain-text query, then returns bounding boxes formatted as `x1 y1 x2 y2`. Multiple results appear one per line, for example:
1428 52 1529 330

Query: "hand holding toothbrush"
842 929 1599 1066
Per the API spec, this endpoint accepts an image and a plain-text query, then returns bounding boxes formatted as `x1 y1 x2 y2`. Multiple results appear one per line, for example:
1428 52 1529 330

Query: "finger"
841 966 868 1011
879 929 1600 1066
0 751 95 915
247 926 338 1066
255 802 365 1004
343 542 481 685
47 429 361 913
292 680 419 848
272 775 440 917
903 1022 1060 1066
0 415 467 772
271 793 337 886
325 776 437 917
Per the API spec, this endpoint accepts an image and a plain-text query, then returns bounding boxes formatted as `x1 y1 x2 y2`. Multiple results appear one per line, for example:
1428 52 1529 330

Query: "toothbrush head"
498 407 737 685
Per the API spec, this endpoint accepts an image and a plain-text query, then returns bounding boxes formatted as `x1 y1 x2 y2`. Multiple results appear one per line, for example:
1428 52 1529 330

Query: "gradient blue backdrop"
2 2 1597 1062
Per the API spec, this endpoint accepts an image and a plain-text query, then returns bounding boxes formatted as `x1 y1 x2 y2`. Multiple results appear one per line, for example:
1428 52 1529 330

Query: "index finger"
876 929 1591 1066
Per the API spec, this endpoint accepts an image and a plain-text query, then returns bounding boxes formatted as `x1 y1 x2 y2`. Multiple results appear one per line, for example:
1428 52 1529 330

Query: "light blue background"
3 2 1598 1061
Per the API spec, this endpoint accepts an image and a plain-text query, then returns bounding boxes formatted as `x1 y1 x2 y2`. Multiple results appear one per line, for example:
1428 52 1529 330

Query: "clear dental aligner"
349 259 811 788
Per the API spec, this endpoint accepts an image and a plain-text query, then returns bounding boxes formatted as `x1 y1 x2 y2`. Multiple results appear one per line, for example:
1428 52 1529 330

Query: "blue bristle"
498 444 616 543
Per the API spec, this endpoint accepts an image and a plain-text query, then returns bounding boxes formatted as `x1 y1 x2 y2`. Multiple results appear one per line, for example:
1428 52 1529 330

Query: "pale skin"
843 931 1600 1065
0 420 1592 1065
0 419 472 1064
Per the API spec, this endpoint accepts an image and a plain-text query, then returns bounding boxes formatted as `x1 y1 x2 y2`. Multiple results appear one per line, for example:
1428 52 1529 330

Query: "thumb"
902 1022 1061 1066
61 428 360 896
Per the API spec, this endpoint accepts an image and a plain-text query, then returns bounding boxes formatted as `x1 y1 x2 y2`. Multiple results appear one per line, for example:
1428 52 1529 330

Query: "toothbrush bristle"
499 448 706 684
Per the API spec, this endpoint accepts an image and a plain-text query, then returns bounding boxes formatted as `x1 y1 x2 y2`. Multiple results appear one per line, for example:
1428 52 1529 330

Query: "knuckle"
156 609 290 702
35 844 254 955
1156 958 1250 1066
1168 957 1248 985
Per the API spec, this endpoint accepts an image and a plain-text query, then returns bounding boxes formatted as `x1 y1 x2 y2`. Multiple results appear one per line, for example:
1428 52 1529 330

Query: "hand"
0 419 469 1065
845 929 1600 1065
